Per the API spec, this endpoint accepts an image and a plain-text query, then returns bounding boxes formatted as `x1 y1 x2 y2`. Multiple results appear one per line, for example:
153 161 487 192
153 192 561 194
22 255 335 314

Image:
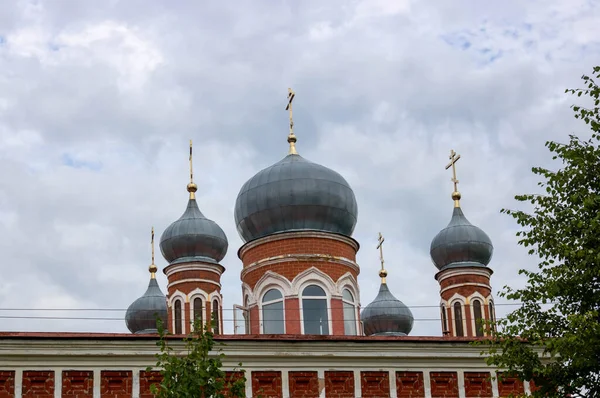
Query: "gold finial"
445 149 462 208
376 232 387 284
187 139 198 199
285 87 298 155
149 227 157 279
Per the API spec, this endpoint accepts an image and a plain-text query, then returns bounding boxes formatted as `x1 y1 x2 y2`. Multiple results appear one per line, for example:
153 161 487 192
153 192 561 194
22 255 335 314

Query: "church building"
0 90 532 398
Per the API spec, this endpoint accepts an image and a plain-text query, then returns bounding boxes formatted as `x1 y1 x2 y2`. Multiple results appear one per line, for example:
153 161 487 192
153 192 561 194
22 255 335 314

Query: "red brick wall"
0 371 14 398
330 298 344 335
429 372 459 398
285 298 301 334
360 371 390 398
240 236 357 266
22 371 54 398
396 371 424 397
288 371 319 398
62 371 93 398
497 372 524 397
251 371 282 398
464 372 492 397
100 371 132 398
249 305 260 334
140 371 162 398
324 371 354 398
223 371 245 398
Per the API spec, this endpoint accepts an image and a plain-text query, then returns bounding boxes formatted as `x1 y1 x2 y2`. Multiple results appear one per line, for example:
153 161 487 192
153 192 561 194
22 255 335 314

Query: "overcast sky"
0 0 598 336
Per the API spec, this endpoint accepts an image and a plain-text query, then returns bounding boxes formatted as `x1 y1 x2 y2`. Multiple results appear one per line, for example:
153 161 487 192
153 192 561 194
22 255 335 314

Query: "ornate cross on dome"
149 226 157 279
285 87 298 155
445 149 462 207
377 232 387 283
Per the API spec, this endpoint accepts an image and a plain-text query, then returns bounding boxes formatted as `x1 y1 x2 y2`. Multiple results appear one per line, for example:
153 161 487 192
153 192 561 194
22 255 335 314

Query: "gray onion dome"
361 283 414 336
430 207 493 270
160 197 228 264
234 154 358 243
125 278 168 334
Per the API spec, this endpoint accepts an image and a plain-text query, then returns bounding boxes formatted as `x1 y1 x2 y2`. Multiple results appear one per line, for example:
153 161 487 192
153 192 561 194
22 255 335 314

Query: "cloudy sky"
0 0 598 336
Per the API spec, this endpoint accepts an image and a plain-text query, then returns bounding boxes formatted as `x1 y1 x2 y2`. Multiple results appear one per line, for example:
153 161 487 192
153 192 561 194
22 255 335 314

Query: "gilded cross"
189 139 194 184
445 149 461 193
285 88 298 155
377 232 385 270
149 226 157 278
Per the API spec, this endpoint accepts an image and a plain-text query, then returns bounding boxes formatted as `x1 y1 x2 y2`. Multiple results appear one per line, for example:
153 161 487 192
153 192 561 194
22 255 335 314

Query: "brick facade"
324 371 354 398
251 371 282 398
100 371 132 398
139 371 162 398
497 372 525 396
463 372 492 397
360 371 390 398
396 372 424 397
22 371 54 398
429 372 459 398
288 371 319 398
62 370 94 398
0 371 14 398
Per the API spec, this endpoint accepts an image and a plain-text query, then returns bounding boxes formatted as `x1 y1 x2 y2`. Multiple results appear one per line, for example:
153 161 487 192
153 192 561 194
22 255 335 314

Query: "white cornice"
164 263 225 277
435 267 492 283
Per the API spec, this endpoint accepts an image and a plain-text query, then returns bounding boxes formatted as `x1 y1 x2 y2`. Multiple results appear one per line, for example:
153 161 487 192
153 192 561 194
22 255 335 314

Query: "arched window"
472 299 484 336
453 302 464 337
342 289 357 335
212 300 220 334
489 300 496 332
441 304 448 335
243 296 251 334
193 297 203 329
262 289 285 334
302 285 329 335
174 300 183 334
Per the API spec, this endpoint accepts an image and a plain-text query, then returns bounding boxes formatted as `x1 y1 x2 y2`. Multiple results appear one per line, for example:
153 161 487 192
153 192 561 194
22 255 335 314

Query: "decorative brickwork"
288 371 319 398
429 372 459 398
396 371 424 397
62 371 93 398
22 371 54 398
100 371 132 398
140 371 162 398
324 371 354 398
0 371 15 398
223 371 245 397
497 372 524 397
463 372 492 397
360 371 390 398
251 371 282 398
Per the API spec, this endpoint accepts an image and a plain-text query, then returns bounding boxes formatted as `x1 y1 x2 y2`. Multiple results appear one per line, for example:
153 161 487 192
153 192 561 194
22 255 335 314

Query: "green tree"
147 318 246 398
483 66 600 397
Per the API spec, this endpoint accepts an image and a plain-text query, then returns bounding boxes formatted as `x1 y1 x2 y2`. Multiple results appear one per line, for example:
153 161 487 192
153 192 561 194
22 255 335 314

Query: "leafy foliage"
482 66 600 397
147 317 246 398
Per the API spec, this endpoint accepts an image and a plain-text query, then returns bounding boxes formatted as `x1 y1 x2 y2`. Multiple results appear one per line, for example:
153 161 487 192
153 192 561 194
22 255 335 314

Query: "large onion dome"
361 269 414 336
430 206 493 270
160 189 228 264
234 153 358 243
125 277 168 334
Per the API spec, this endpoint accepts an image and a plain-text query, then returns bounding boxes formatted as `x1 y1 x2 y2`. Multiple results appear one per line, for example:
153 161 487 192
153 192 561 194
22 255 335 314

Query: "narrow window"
302 285 329 335
342 289 357 335
193 297 203 329
489 301 496 332
262 289 285 334
174 300 182 334
212 300 220 334
441 304 448 334
473 299 484 337
454 302 464 337
244 296 250 334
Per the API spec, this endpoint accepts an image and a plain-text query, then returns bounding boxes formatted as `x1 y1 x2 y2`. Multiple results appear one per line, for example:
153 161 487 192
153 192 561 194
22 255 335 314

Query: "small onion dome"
125 277 168 334
430 207 493 270
234 154 358 243
160 193 228 264
361 282 414 336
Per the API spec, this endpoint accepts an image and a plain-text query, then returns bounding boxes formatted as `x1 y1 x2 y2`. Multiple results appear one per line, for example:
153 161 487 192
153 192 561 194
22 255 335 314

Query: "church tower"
234 89 361 336
160 141 228 335
430 150 496 337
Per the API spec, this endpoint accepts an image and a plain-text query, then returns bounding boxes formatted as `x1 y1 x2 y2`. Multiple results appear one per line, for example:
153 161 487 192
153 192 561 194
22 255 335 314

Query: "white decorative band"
164 263 224 277
440 283 491 296
169 278 221 289
241 254 360 279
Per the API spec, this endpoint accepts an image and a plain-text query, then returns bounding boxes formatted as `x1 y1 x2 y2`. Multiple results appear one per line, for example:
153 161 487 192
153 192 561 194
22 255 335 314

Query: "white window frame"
259 288 286 334
299 283 332 335
341 287 359 336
